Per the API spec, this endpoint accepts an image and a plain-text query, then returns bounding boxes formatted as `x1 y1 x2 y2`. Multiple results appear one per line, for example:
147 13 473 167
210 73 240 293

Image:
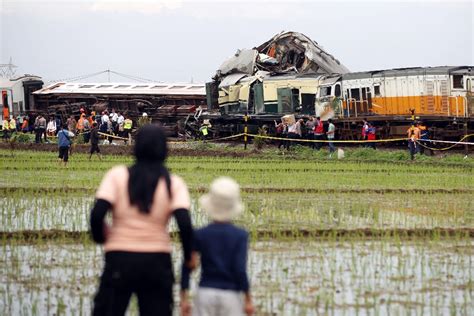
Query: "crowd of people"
1 108 135 144
272 116 431 159
273 116 337 155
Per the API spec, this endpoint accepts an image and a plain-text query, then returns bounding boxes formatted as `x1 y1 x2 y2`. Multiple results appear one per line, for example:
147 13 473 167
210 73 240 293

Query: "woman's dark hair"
128 124 170 213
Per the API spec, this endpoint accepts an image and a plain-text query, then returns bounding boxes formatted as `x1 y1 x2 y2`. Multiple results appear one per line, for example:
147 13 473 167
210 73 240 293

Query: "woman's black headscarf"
128 124 170 213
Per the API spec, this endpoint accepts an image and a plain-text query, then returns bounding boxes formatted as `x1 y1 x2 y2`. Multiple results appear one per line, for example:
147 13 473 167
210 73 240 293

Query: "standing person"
180 177 254 316
110 108 118 134
57 124 74 167
76 114 86 135
117 112 125 137
21 116 29 133
90 125 194 315
35 115 46 143
100 111 109 134
2 118 11 141
326 119 336 156
274 120 286 150
67 115 77 135
407 122 420 160
16 115 22 132
305 116 316 144
39 115 47 142
367 123 377 149
285 120 300 150
123 115 133 144
313 117 325 150
9 116 16 135
46 116 57 138
89 122 101 160
83 116 91 143
361 119 369 147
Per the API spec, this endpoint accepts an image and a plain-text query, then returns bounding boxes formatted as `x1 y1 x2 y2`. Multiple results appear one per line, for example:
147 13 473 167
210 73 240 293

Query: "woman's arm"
89 199 112 244
173 208 193 263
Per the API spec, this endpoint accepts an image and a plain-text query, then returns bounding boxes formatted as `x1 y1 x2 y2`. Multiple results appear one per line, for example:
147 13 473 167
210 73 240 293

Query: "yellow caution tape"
168 133 245 144
244 133 408 143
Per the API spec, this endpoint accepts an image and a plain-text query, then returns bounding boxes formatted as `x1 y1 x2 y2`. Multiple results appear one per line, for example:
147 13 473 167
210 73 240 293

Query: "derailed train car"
33 82 206 135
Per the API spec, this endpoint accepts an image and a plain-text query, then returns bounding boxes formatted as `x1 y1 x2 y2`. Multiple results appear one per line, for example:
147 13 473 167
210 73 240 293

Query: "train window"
170 85 186 89
320 86 332 97
132 85 149 89
79 85 94 88
374 85 381 96
115 85 131 89
453 75 464 89
97 85 113 88
334 85 341 97
350 88 360 100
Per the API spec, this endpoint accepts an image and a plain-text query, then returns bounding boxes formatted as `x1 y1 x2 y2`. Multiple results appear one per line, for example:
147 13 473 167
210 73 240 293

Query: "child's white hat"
199 177 243 222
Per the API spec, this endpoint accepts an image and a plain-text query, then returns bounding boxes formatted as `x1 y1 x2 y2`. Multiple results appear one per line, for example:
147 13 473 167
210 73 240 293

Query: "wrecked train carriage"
204 74 323 135
204 31 349 135
33 82 206 135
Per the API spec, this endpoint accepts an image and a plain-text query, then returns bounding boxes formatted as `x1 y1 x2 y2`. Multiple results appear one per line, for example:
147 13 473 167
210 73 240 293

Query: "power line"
49 69 160 84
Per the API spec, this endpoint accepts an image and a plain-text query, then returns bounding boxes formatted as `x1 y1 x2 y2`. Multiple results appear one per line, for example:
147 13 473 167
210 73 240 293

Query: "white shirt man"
101 113 110 125
117 114 125 125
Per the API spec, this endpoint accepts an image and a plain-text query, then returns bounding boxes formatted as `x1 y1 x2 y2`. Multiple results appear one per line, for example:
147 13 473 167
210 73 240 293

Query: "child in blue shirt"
181 177 254 316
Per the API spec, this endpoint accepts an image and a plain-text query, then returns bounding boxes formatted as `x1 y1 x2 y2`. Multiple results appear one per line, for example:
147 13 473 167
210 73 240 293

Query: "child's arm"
180 251 198 316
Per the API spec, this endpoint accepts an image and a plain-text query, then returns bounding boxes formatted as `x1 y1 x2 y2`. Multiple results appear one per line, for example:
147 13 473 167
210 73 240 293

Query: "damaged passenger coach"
202 31 349 135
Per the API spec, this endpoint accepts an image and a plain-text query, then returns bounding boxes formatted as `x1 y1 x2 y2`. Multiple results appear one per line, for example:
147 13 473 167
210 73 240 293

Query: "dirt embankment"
0 143 255 158
2 228 474 242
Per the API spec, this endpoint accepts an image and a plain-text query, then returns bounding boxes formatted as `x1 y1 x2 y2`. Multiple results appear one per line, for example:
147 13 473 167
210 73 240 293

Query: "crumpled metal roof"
215 31 349 82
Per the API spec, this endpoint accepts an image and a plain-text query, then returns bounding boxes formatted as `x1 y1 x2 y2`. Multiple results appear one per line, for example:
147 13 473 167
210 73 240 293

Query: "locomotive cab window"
452 75 464 89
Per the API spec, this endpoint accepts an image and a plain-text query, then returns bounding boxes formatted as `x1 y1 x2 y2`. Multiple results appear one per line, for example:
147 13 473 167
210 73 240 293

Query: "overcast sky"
1 0 472 83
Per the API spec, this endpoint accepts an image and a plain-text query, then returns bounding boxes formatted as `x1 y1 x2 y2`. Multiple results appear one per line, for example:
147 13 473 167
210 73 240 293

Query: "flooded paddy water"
1 240 473 315
1 149 473 314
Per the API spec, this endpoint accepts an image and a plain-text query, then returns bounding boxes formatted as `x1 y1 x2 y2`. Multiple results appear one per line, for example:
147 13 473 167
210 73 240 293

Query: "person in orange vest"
21 116 29 133
407 122 421 160
3 105 9 121
76 114 86 134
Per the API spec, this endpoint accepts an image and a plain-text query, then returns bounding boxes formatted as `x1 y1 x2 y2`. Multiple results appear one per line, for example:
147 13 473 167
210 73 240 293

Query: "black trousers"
35 128 45 143
93 252 174 316
286 133 300 150
314 134 324 150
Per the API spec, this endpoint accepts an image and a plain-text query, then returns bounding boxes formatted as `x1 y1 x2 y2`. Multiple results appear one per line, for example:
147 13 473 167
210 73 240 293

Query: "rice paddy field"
1 147 474 315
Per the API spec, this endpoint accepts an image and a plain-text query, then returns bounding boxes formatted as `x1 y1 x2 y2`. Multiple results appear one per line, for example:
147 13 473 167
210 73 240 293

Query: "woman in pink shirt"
90 124 194 315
